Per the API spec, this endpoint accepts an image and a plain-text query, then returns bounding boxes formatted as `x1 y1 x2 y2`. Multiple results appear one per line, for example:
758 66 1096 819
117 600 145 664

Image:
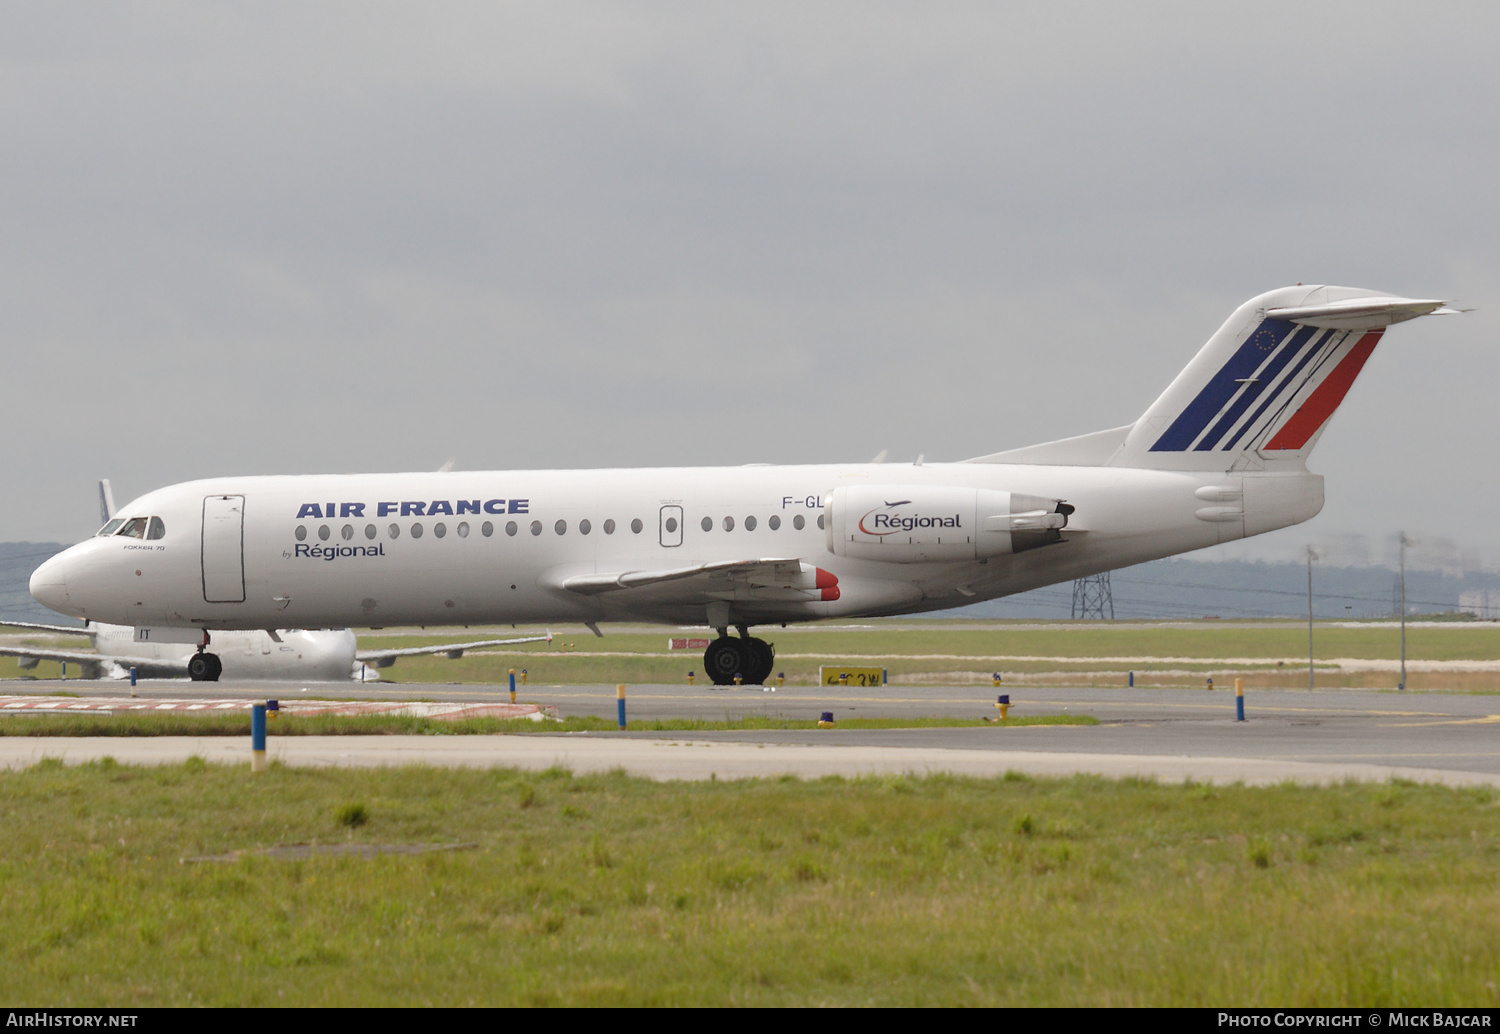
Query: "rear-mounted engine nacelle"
824 485 1072 563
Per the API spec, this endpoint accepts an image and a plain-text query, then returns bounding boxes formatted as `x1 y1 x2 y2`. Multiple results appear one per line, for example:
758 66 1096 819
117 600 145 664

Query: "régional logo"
857 501 962 536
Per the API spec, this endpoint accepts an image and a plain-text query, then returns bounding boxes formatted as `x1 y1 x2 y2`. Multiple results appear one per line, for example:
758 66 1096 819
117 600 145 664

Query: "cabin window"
117 518 148 539
579 519 591 535
411 522 424 539
817 515 825 530
793 515 805 530
744 516 756 531
341 524 354 541
97 519 125 537
482 521 494 537
555 520 567 536
530 521 543 536
723 516 734 532
457 522 470 538
434 522 447 538
318 525 331 541
603 519 616 535
664 517 678 534
295 525 308 541
365 524 377 540
506 521 518 536
147 517 166 540
769 515 781 530
388 523 400 539
701 516 713 532
631 519 643 534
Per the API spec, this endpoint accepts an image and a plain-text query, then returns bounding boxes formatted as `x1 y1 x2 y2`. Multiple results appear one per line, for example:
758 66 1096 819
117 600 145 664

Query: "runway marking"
515 688 1475 723
465 649 1500 670
1383 715 1500 728
1294 752 1500 759
0 696 555 721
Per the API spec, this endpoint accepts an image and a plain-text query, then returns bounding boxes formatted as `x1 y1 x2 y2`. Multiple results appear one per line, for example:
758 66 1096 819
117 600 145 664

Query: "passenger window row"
699 514 824 532
293 512 825 542
294 519 625 542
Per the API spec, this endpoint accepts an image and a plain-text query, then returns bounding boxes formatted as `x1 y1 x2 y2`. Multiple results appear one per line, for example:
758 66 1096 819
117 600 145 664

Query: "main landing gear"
703 628 775 686
187 651 223 682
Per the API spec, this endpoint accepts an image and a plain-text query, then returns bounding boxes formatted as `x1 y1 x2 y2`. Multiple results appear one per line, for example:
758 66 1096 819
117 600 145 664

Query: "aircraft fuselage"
29 462 1323 631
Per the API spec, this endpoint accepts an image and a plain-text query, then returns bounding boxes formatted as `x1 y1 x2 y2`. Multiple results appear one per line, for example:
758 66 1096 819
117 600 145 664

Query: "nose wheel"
187 652 223 682
703 635 774 686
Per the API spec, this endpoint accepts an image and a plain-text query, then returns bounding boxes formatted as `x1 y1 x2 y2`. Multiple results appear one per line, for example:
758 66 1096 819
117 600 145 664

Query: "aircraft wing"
0 620 91 636
0 644 109 667
355 632 553 669
0 644 144 679
556 559 840 603
0 621 113 673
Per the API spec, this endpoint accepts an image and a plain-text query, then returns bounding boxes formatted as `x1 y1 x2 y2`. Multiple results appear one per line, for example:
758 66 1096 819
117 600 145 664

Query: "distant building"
1459 590 1500 619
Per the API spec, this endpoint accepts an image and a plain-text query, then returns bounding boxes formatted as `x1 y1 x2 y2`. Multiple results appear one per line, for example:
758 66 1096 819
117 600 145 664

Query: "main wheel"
703 637 745 686
742 638 775 685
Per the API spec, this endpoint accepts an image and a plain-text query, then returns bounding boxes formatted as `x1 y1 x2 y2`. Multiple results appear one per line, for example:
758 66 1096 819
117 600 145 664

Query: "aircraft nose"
29 552 74 615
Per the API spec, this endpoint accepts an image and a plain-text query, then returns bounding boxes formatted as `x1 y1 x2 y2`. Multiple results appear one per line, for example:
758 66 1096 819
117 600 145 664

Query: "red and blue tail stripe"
1263 330 1382 450
1149 319 1381 453
1149 318 1300 451
1217 326 1334 452
1192 322 1322 451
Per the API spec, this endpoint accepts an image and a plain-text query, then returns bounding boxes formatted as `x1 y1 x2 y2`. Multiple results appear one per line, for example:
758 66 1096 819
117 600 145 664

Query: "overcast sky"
2 2 1496 571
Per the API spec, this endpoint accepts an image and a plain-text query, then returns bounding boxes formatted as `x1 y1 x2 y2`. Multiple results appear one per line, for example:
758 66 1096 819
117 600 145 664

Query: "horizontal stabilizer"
1265 296 1458 330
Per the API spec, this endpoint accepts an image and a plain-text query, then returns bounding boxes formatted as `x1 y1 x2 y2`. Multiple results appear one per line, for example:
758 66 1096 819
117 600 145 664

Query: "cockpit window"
96 519 125 537
117 518 149 539
147 517 166 540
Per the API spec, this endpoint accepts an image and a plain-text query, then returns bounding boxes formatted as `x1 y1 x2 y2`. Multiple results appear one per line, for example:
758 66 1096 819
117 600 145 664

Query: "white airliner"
30 286 1458 685
4 481 550 681
0 619 551 681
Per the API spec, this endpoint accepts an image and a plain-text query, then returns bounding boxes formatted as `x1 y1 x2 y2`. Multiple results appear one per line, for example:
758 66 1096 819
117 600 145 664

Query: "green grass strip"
0 762 1495 1006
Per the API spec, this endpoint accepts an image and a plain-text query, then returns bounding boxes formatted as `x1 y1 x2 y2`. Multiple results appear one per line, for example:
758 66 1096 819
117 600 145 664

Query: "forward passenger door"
202 495 246 603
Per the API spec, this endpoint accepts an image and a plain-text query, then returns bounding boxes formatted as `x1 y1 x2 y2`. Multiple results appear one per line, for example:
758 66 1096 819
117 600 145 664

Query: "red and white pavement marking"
0 696 556 721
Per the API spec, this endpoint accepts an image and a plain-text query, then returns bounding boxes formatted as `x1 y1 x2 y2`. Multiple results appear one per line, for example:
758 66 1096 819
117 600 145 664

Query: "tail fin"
1109 286 1456 471
98 480 116 525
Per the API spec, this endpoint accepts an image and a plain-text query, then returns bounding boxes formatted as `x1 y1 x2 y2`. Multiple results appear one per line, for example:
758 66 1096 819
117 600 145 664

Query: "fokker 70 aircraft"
4 481 549 680
30 286 1457 685
0 619 551 681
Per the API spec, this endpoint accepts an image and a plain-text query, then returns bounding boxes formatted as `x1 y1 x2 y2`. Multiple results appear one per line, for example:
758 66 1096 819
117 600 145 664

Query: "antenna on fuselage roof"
437 458 456 472
869 449 888 463
98 480 116 524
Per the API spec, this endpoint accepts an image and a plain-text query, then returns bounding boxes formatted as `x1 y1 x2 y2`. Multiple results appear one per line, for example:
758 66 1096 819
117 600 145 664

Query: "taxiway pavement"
2 678 1497 785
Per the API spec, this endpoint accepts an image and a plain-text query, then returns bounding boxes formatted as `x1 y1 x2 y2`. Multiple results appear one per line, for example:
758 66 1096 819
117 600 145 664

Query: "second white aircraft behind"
0 620 551 681
31 285 1458 684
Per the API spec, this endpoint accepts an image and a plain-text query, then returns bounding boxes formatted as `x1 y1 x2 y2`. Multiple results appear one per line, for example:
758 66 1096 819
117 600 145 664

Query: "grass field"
365 622 1500 691
7 619 1500 690
2 760 1496 1006
363 622 1500 690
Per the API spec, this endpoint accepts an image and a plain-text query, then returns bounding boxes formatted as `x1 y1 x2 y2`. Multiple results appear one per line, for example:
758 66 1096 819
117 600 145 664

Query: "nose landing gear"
188 652 223 681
